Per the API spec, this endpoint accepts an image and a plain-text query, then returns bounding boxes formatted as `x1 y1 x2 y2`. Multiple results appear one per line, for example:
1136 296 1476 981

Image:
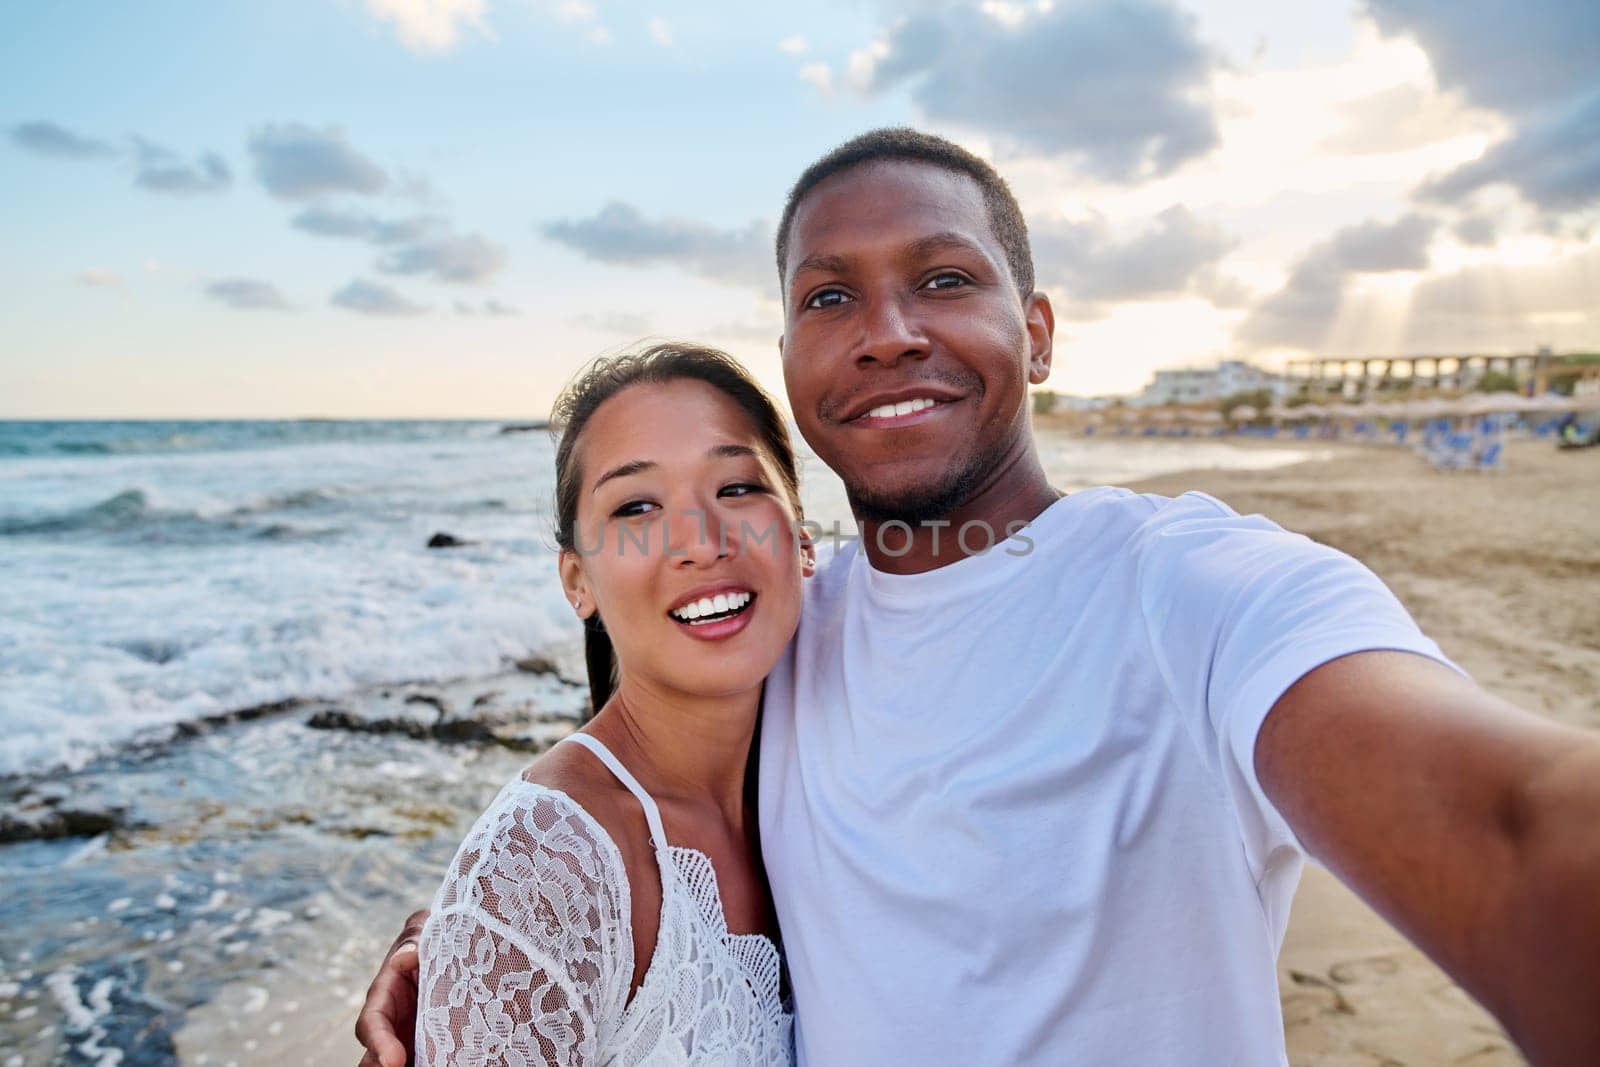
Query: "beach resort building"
1131 360 1287 407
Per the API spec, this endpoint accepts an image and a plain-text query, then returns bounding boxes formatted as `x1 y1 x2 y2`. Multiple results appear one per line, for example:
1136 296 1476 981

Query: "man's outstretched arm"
1258 651 1600 1066
355 908 429 1067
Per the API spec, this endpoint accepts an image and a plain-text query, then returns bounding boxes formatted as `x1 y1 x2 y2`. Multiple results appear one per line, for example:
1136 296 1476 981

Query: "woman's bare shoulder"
516 735 655 865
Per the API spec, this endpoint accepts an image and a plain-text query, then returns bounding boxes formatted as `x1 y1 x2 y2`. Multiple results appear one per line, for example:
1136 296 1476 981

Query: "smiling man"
358 129 1600 1066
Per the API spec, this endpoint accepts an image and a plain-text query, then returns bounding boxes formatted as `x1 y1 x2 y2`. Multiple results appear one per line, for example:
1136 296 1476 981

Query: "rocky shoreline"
0 642 589 1066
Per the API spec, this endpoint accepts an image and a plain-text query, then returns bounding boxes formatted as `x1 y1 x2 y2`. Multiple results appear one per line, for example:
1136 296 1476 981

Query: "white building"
1133 360 1288 406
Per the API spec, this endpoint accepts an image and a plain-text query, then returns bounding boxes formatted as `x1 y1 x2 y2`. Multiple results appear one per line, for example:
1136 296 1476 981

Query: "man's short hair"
775 127 1035 297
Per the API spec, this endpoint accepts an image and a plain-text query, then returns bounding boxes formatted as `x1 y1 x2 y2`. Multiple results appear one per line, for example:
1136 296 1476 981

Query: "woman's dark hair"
551 342 803 715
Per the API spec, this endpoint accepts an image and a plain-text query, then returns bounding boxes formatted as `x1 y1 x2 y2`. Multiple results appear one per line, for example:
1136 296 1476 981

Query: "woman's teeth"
670 591 753 624
865 397 937 420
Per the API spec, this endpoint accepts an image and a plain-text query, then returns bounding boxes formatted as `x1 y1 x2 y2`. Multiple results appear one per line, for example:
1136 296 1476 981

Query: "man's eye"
804 289 850 310
612 500 659 518
923 272 967 291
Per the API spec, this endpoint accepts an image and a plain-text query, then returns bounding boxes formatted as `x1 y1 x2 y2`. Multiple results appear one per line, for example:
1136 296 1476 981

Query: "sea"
0 419 1320 1065
0 418 1320 782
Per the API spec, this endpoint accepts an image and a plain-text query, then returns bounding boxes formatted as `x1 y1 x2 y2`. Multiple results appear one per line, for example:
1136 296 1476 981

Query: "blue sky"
3 1 1597 417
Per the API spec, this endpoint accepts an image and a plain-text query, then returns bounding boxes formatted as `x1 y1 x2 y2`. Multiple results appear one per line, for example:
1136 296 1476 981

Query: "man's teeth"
865 397 938 420
670 590 753 623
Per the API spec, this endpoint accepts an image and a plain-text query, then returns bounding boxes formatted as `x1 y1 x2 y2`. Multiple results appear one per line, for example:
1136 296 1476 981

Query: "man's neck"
855 438 1060 575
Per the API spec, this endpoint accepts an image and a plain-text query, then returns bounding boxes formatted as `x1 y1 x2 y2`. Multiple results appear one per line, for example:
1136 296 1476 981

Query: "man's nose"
854 293 928 367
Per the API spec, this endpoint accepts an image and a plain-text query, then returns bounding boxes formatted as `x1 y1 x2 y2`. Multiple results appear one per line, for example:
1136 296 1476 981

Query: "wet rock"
304 708 430 741
404 692 449 717
0 800 131 843
513 654 560 676
426 531 474 549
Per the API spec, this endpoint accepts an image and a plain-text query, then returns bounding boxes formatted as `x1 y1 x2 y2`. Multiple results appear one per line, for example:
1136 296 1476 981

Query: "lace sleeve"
416 784 634 1066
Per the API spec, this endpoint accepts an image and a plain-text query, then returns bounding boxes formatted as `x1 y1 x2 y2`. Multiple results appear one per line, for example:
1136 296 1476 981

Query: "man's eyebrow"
790 252 851 279
904 231 989 262
590 445 758 494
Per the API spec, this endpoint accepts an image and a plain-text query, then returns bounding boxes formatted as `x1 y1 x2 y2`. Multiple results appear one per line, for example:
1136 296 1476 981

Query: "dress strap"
560 733 671 852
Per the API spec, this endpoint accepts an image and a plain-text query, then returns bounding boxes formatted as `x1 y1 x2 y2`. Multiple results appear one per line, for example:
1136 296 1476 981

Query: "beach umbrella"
1229 405 1258 421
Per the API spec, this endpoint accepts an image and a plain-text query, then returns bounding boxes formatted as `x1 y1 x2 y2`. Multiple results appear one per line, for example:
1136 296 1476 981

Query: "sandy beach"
1123 434 1600 1066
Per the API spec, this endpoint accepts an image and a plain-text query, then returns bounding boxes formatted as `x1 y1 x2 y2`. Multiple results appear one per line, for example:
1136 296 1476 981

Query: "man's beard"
845 443 1002 525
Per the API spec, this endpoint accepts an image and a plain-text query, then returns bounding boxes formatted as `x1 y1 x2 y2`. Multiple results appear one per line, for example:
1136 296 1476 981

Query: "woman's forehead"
580 379 767 472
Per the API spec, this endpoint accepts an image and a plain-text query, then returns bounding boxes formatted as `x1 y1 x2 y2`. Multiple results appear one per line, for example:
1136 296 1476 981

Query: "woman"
414 343 811 1065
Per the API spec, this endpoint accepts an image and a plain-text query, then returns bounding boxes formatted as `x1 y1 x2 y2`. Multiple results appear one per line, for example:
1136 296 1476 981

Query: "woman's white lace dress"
416 733 793 1066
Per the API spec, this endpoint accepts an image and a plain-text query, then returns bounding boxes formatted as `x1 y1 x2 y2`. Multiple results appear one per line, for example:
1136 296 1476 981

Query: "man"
359 129 1600 1065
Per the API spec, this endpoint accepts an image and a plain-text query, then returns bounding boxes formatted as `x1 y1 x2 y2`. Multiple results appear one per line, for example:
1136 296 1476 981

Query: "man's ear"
558 550 592 619
1024 291 1054 385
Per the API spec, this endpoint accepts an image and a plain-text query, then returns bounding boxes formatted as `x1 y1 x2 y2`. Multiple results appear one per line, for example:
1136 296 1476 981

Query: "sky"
2 0 1597 418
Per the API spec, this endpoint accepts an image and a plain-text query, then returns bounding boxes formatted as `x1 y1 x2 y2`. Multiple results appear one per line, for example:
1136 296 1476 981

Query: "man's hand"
355 908 430 1067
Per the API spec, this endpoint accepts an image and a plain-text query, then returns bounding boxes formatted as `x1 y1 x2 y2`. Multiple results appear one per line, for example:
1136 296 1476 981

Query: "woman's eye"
804 288 850 310
612 500 659 518
720 482 769 498
923 272 967 291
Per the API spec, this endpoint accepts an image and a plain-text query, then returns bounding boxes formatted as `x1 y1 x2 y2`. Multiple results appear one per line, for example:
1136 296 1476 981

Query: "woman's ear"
559 549 592 618
799 526 817 578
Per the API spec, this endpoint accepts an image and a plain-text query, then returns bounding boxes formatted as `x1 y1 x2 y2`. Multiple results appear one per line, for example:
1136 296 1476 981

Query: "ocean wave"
0 488 345 543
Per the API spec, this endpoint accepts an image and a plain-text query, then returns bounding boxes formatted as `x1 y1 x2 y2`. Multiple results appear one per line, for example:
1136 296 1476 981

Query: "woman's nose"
666 504 732 566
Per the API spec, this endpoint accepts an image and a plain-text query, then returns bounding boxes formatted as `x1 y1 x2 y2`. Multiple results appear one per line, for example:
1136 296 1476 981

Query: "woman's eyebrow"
592 459 654 494
591 445 757 494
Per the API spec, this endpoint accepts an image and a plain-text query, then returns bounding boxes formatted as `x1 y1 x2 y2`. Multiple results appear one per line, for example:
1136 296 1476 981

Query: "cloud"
75 268 122 288
705 316 783 343
799 63 835 96
331 278 429 316
649 16 672 46
540 201 772 288
1238 213 1438 348
456 298 519 316
364 0 491 53
132 139 231 196
10 121 114 159
1366 0 1600 210
1398 244 1600 350
291 205 444 244
376 232 507 284
205 278 291 311
778 35 808 55
857 1 1220 180
249 124 388 201
551 0 610 43
1421 90 1600 212
1453 214 1499 248
1031 205 1233 315
570 311 655 334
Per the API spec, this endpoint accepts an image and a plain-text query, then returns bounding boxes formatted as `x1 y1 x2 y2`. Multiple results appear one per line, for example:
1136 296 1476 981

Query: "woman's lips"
668 594 756 641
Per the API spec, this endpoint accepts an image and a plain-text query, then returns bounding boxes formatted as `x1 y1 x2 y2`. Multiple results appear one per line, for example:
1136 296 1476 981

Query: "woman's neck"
586 676 762 825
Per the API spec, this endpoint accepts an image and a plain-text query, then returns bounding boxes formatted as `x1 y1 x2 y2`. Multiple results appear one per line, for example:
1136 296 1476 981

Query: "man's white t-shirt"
759 489 1453 1066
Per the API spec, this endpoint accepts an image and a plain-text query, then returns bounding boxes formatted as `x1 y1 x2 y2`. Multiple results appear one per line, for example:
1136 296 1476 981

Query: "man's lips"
838 387 965 425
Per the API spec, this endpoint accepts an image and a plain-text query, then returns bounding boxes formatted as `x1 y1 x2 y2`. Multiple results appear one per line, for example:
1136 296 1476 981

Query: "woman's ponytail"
582 615 616 718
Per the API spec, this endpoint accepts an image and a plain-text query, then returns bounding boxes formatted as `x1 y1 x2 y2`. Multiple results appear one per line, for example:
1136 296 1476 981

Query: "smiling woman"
412 343 806 1066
